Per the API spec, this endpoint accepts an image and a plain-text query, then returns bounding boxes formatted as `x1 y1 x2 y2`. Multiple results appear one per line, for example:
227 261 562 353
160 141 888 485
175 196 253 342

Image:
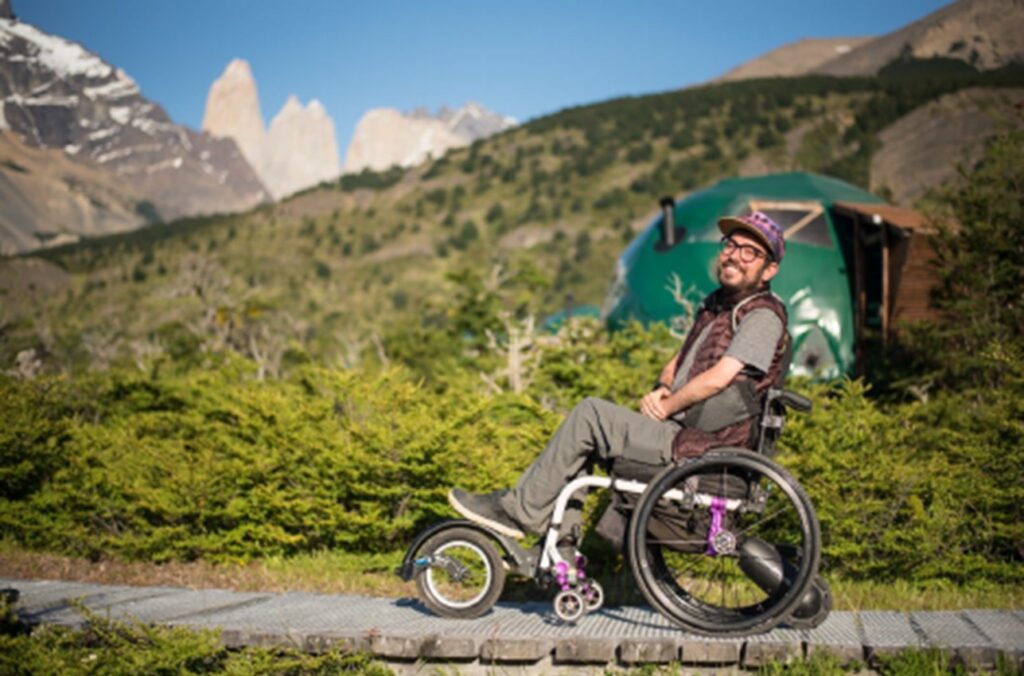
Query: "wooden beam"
854 214 865 376
882 222 890 344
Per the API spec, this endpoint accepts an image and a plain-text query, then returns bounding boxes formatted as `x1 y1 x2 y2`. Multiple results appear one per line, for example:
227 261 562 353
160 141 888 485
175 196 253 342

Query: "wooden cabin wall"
890 230 943 326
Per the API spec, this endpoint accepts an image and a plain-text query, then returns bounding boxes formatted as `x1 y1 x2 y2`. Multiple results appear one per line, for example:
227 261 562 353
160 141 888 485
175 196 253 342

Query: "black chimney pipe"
659 196 676 248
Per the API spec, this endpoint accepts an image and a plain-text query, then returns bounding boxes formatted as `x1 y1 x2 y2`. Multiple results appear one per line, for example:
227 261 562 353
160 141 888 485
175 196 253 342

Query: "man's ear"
760 260 780 283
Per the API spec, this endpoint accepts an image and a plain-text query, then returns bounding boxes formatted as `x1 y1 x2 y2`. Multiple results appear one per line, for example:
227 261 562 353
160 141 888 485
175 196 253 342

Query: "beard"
716 258 766 296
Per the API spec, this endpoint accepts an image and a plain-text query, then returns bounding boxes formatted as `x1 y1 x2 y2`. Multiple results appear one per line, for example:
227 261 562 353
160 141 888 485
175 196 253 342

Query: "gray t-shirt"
671 308 784 391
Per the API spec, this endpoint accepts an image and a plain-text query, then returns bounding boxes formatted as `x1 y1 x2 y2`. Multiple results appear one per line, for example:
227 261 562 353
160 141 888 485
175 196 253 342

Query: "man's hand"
640 386 671 420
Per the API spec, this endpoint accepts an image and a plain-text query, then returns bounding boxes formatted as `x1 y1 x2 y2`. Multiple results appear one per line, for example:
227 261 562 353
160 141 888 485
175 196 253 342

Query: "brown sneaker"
448 489 525 539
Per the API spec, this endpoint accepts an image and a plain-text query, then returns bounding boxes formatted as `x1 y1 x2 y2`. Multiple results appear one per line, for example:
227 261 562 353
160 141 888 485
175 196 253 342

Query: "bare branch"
665 272 700 339
129 339 162 371
484 312 539 394
336 331 366 369
485 262 507 293
370 331 389 368
479 371 503 394
246 322 286 381
8 348 43 380
81 324 122 371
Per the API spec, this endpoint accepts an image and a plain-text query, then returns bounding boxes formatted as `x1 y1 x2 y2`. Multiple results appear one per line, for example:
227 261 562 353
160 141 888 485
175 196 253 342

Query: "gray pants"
499 397 680 536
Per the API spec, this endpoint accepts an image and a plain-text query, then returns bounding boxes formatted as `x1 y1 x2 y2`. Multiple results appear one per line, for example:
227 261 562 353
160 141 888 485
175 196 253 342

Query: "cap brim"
718 217 775 259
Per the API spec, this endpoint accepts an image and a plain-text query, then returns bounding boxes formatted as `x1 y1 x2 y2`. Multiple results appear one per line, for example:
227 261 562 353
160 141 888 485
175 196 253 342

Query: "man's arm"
645 355 744 420
655 352 681 390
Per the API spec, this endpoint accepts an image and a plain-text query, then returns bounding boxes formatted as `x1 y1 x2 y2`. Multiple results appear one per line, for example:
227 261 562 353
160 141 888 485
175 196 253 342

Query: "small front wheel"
583 581 604 612
414 527 505 619
554 589 586 623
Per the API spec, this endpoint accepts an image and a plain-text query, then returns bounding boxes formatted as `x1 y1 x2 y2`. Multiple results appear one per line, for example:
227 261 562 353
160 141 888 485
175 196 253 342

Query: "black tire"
414 527 505 619
627 449 821 636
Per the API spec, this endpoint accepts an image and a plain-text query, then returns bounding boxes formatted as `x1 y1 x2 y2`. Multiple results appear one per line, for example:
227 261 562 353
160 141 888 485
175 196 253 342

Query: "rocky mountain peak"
814 0 1024 75
343 102 516 174
0 0 14 21
263 94 340 198
271 95 304 124
203 63 340 199
222 57 254 82
435 105 456 122
202 58 265 171
1 15 114 80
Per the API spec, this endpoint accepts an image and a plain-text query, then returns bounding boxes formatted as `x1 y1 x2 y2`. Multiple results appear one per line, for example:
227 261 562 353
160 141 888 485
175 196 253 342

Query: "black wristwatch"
652 380 671 392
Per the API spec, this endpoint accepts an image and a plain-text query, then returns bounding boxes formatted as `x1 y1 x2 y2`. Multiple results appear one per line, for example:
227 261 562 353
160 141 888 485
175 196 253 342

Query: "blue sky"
18 0 952 160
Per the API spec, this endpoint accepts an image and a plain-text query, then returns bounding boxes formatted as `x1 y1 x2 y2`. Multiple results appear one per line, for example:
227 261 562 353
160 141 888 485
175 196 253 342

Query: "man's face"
716 230 779 293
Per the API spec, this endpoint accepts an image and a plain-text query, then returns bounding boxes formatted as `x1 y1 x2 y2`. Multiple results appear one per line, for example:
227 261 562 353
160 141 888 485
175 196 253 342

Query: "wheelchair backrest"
752 332 803 456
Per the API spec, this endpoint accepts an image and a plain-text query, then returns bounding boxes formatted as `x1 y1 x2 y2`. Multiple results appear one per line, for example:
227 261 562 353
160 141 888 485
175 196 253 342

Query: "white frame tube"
540 475 743 569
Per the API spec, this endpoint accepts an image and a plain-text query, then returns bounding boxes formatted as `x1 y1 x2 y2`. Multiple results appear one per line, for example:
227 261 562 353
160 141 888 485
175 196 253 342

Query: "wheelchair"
398 387 831 636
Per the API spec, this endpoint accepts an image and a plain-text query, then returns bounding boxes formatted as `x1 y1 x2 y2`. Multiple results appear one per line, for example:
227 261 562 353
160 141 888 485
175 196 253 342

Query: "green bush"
782 377 1023 583
0 364 553 562
0 325 1020 583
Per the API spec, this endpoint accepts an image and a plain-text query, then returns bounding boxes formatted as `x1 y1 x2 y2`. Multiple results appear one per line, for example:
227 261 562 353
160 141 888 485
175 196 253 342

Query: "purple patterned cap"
718 211 785 262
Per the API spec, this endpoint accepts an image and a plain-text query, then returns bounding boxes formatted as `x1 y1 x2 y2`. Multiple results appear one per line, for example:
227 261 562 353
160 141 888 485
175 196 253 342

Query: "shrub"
782 378 1023 583
0 365 553 561
0 323 1021 583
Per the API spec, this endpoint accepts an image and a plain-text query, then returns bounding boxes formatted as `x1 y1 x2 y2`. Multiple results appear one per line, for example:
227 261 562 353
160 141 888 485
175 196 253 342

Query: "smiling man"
450 211 790 541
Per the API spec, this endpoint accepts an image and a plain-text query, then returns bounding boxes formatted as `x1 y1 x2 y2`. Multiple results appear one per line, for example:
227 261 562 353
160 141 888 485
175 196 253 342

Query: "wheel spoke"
734 503 793 539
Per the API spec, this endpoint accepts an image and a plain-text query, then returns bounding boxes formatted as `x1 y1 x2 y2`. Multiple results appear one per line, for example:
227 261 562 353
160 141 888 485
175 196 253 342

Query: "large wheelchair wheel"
414 527 505 619
627 449 821 636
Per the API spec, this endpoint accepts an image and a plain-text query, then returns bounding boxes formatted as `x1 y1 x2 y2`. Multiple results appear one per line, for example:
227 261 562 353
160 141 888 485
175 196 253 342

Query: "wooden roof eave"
831 201 933 233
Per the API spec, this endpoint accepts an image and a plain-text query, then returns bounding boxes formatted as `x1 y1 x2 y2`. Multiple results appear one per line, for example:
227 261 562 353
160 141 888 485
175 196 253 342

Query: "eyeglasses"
720 236 770 263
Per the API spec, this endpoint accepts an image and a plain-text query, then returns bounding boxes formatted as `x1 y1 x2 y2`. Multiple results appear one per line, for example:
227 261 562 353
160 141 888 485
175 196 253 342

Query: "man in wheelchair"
434 210 829 632
449 211 789 542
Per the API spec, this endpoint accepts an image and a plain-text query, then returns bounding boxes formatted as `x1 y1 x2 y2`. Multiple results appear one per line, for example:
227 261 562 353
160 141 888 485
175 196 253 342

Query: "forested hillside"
2 58 1022 376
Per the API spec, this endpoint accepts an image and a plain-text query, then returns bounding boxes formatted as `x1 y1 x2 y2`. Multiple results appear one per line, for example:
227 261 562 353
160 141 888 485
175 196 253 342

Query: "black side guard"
738 536 830 629
397 519 534 581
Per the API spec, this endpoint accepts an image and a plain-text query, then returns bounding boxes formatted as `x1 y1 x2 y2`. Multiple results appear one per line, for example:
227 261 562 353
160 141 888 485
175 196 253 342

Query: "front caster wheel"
554 589 586 623
583 581 604 612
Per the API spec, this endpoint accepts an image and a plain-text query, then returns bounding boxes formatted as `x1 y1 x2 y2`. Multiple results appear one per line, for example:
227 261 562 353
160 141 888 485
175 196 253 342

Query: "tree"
912 132 1024 389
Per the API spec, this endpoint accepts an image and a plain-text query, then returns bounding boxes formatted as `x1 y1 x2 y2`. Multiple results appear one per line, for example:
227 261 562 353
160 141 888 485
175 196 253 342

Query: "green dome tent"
602 172 920 378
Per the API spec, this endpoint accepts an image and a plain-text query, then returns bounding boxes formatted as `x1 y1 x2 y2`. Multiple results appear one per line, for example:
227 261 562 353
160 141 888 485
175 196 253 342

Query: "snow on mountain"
0 19 113 79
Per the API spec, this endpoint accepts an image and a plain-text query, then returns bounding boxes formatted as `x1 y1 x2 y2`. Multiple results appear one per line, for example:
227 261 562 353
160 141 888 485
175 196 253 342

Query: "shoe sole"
447 490 525 539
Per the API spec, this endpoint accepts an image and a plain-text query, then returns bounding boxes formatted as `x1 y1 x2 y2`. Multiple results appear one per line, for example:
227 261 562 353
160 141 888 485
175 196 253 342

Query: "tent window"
747 201 833 249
